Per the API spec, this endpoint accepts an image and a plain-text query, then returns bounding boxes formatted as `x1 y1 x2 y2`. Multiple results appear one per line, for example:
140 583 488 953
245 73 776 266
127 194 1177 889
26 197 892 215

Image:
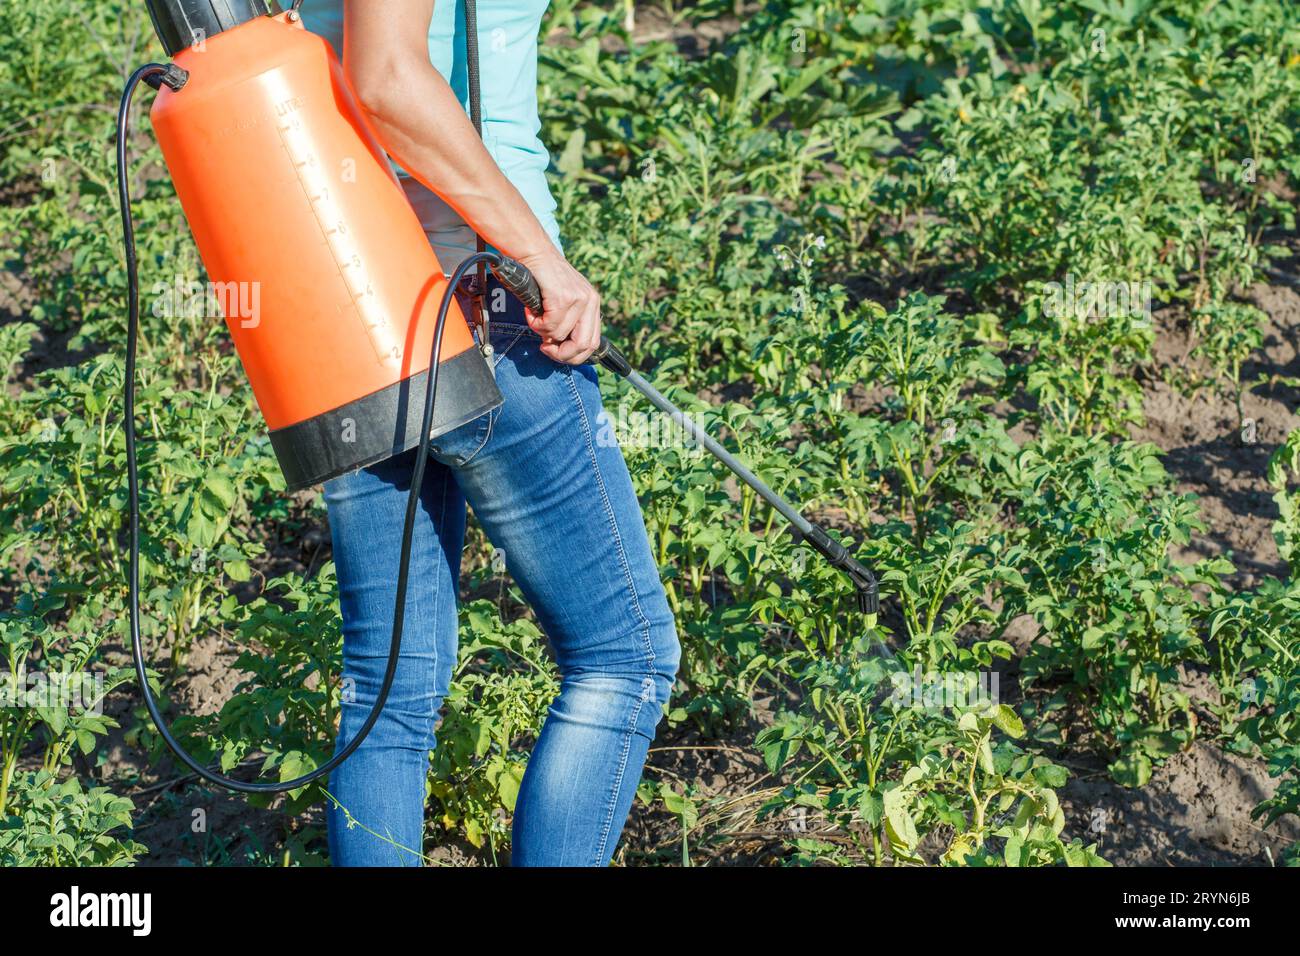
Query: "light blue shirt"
299 0 562 274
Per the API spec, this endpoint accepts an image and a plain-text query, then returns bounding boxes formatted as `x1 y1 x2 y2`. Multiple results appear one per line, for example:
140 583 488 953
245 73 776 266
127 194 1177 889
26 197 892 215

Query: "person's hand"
515 249 601 365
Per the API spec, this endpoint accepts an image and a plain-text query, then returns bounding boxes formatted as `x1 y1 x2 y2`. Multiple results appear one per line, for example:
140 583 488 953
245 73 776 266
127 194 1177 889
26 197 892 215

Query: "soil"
627 682 1300 868
621 705 787 866
592 4 744 57
1060 741 1300 866
1045 272 1300 867
1133 281 1300 586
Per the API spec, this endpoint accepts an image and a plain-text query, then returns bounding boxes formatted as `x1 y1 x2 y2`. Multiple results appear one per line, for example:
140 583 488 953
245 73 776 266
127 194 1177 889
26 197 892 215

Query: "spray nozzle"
798 524 881 616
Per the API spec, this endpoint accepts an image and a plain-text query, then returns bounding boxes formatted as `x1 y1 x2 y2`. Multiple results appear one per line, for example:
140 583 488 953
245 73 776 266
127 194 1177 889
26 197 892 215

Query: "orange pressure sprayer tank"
145 1 501 490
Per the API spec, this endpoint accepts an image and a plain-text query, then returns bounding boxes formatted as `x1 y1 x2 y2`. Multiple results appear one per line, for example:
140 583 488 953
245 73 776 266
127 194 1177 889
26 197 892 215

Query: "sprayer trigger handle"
492 256 543 316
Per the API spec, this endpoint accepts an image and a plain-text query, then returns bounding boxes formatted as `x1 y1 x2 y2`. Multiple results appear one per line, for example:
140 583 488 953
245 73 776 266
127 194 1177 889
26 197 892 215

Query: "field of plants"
2 0 1299 867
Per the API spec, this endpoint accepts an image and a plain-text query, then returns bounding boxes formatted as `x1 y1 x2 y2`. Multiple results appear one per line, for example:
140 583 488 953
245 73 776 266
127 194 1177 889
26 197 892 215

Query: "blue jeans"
321 288 679 866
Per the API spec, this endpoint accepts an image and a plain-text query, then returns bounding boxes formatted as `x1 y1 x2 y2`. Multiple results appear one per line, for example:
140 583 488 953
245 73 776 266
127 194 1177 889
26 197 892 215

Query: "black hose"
118 64 499 793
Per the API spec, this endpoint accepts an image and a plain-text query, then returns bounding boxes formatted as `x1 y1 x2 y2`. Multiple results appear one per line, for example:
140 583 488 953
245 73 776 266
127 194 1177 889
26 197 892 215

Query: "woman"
301 0 680 866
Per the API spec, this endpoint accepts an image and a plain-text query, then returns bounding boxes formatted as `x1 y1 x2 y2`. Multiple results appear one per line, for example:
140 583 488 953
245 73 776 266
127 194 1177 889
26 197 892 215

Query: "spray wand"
500 268 881 617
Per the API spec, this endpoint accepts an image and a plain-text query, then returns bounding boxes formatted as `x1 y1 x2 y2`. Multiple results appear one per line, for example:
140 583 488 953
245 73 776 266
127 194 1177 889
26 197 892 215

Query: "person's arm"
342 0 600 364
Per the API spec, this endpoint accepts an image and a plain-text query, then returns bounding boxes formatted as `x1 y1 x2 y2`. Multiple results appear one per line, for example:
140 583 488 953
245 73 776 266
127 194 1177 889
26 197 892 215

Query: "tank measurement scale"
276 111 402 370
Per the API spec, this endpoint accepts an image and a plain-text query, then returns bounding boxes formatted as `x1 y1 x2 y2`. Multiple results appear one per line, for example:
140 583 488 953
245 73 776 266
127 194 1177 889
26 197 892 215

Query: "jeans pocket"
487 323 537 367
428 403 498 467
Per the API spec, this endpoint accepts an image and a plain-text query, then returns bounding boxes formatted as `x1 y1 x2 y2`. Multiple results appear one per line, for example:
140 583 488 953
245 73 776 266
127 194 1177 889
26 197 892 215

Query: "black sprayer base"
268 347 503 491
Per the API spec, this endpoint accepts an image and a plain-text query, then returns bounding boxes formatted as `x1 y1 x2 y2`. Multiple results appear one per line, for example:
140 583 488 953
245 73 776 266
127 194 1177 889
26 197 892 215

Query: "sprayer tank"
148 11 500 489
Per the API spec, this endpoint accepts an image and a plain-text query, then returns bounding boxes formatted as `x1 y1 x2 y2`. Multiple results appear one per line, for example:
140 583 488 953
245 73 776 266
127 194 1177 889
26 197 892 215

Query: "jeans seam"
487 321 538 338
475 405 498 459
438 404 495 467
564 368 654 660
426 472 450 758
399 471 449 867
592 686 648 865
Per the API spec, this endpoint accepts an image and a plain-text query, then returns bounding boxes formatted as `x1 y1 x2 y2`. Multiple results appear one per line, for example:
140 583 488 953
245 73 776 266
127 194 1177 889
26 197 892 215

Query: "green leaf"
991 705 1025 738
1108 753 1152 788
557 127 586 177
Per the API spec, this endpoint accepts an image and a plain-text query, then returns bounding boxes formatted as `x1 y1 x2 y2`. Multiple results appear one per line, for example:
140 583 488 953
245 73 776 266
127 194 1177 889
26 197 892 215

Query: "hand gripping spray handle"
487 259 879 615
